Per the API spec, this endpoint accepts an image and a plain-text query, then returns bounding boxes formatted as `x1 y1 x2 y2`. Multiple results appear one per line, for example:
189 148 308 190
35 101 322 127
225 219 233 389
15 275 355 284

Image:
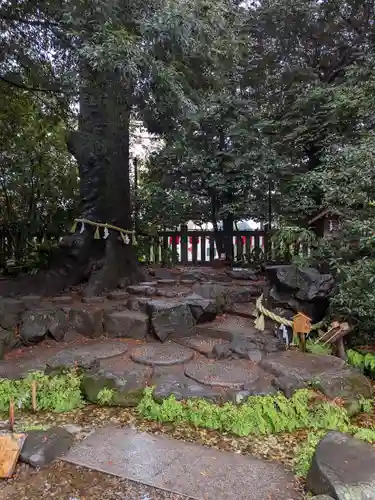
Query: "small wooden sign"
293 312 312 335
0 433 26 478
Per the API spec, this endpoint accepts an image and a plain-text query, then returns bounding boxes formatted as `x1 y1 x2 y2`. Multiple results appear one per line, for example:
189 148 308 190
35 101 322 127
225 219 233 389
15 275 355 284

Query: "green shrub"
137 388 350 437
0 371 84 413
347 349 375 378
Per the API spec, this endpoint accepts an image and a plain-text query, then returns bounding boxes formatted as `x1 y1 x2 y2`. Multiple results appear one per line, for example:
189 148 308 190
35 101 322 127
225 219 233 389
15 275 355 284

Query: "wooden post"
32 381 37 412
293 313 312 353
9 401 15 432
181 225 188 264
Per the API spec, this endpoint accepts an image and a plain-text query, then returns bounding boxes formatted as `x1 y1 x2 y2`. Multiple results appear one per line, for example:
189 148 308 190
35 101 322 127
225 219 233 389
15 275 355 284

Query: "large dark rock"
20 427 73 467
183 294 217 323
103 310 149 339
68 307 103 338
20 309 67 343
191 283 231 312
311 368 373 415
0 327 20 355
82 357 151 407
227 286 262 303
306 431 375 499
264 265 335 321
148 300 195 341
152 374 222 403
226 269 260 281
260 351 372 410
0 298 26 329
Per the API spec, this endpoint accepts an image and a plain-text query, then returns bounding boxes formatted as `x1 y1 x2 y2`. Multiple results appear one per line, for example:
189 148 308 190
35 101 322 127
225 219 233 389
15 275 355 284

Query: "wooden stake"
9 401 15 433
31 381 37 412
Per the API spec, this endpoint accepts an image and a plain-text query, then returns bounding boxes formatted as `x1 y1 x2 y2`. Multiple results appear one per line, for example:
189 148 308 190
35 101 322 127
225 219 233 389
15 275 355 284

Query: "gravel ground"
0 461 191 500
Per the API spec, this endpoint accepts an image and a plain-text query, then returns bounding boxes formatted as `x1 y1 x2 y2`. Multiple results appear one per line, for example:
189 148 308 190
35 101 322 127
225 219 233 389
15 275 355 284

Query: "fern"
137 388 350 437
347 349 375 377
97 388 115 405
306 340 332 355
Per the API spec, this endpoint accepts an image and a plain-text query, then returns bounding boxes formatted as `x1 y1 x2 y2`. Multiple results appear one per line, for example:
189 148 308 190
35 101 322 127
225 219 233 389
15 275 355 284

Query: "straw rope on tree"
70 218 137 245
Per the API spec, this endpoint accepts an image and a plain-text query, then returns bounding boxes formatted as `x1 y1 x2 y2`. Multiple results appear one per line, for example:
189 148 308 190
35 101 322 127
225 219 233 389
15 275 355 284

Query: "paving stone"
20 295 43 308
127 285 156 296
139 281 158 286
176 335 230 356
180 279 196 285
182 293 217 323
272 375 308 398
20 308 67 343
45 341 129 372
107 290 130 300
191 282 230 311
224 302 257 318
152 373 223 403
227 285 263 303
130 342 194 366
226 269 260 280
155 289 177 298
0 356 50 379
185 359 261 389
51 296 73 304
82 358 152 407
21 427 73 468
81 296 105 303
148 300 195 341
63 426 301 500
103 310 149 340
227 376 278 403
306 431 375 499
68 307 103 338
180 271 208 281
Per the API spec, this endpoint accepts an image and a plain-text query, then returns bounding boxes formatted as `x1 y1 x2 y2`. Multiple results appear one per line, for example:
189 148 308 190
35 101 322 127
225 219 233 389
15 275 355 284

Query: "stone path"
63 426 302 500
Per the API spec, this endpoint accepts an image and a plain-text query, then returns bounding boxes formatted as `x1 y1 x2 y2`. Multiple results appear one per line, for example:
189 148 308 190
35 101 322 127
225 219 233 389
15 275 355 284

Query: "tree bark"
5 64 144 296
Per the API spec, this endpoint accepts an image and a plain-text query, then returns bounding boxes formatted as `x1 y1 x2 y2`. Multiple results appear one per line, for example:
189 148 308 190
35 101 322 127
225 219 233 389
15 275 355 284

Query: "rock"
0 298 26 329
0 327 20 353
155 289 176 298
177 335 230 356
264 265 335 321
226 269 260 281
107 290 129 300
152 374 222 403
157 279 177 285
230 333 282 356
81 296 105 303
150 268 175 279
20 427 73 467
82 358 151 407
224 302 257 318
103 310 149 340
20 309 67 343
130 342 194 366
311 368 373 415
127 285 156 296
45 342 128 372
183 294 217 323
127 297 149 312
191 283 230 312
185 359 262 389
148 300 195 341
211 343 232 359
306 431 375 499
180 279 196 285
272 375 308 398
227 377 278 403
21 296 43 308
230 286 263 303
68 308 103 338
51 296 73 304
259 351 346 381
310 497 335 500
180 271 207 281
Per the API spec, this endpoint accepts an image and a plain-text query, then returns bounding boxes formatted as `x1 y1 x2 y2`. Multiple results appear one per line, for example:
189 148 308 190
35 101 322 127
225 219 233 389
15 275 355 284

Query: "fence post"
181 224 188 264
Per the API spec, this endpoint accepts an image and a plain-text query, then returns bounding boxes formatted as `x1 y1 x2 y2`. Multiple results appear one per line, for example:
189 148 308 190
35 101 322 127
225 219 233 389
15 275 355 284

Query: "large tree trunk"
63 65 143 296
6 65 144 297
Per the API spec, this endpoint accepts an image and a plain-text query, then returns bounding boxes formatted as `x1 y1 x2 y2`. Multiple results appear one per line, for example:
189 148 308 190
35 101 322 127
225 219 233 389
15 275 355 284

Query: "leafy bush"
138 388 350 437
0 371 84 413
347 349 375 378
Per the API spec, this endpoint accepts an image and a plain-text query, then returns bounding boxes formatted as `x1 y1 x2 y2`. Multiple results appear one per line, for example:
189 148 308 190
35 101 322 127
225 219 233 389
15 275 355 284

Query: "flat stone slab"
176 335 229 355
259 351 347 381
46 341 129 371
130 342 194 366
196 315 261 341
127 285 156 296
185 359 261 388
104 310 149 340
63 426 301 500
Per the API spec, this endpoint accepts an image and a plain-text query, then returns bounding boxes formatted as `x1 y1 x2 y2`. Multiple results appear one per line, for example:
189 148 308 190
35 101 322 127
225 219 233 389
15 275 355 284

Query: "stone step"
224 302 257 319
103 310 149 340
63 426 301 500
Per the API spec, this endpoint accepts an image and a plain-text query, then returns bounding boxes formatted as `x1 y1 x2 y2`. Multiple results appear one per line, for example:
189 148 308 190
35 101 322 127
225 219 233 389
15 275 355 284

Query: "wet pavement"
63 426 302 500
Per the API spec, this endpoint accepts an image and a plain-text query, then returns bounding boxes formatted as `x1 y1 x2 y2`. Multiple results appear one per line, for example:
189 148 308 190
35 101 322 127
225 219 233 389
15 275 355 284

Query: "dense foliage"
0 0 374 328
